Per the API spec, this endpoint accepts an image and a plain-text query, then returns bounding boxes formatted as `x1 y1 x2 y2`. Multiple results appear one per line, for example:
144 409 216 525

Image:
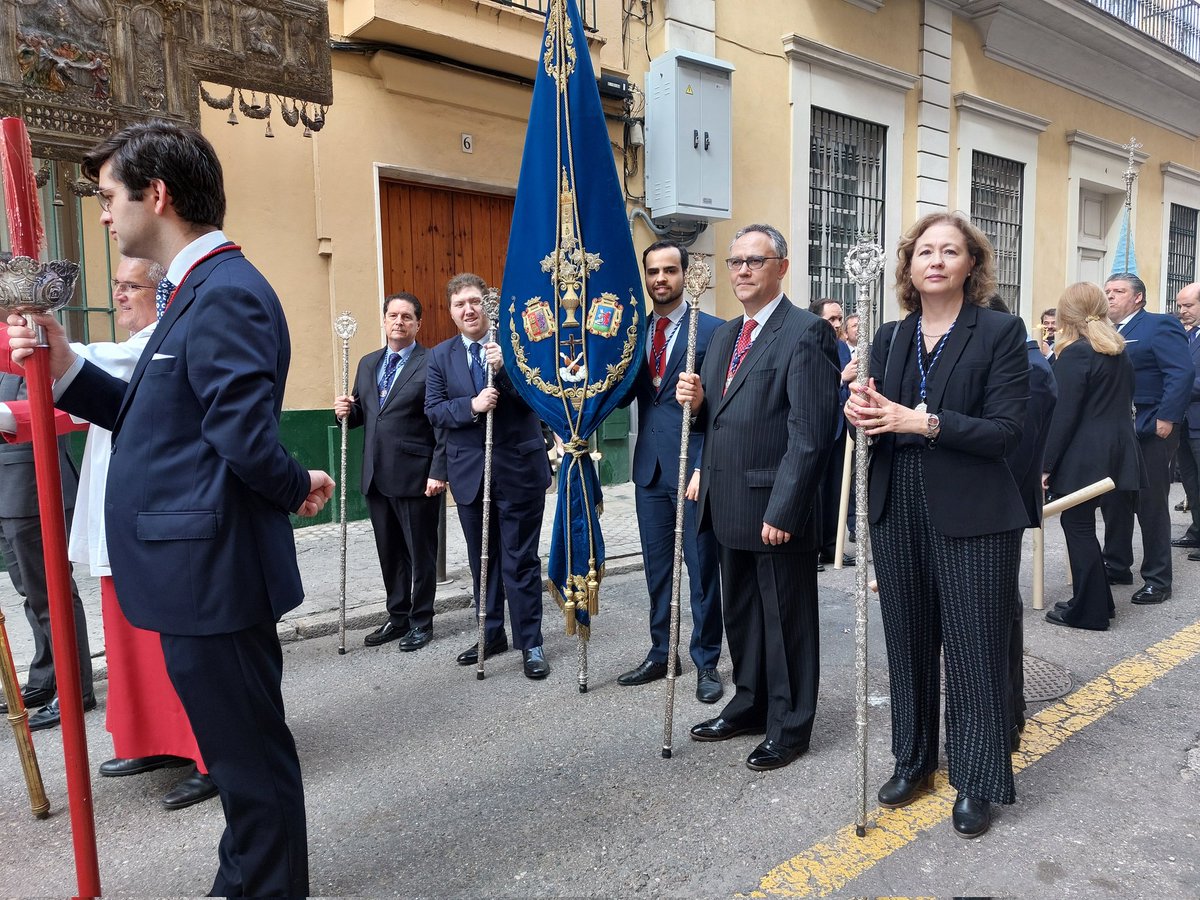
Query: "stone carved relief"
1 0 332 161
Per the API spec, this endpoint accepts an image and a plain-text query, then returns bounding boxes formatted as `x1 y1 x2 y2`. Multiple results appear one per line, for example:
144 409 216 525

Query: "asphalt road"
2 532 1198 897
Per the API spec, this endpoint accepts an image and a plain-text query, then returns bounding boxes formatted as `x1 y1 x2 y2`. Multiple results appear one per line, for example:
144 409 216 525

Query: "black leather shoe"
1009 725 1021 754
1189 549 1200 561
878 773 934 808
841 554 857 567
617 657 680 686
397 625 432 652
696 668 724 703
1171 536 1200 548
746 739 805 771
0 683 55 714
1105 569 1134 585
364 620 408 647
689 717 765 742
28 695 97 732
1044 607 1107 631
522 646 549 679
1131 584 1170 605
161 770 219 810
100 755 191 778
952 793 991 838
456 633 508 665
816 561 826 572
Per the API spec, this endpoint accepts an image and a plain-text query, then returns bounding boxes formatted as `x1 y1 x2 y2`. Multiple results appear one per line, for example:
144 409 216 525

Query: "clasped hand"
844 378 927 437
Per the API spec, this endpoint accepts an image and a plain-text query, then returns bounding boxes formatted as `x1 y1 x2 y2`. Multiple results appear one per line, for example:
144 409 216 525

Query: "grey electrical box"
645 49 735 223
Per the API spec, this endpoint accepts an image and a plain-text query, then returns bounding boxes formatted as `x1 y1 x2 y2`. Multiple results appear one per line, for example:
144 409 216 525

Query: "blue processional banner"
500 0 645 641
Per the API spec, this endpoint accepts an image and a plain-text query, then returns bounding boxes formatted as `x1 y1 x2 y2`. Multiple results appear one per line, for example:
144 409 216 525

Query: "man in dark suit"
618 240 724 703
0 369 94 727
677 223 839 772
8 121 333 897
810 298 856 569
1171 283 1200 556
335 292 446 651
1101 273 1192 604
989 296 1057 750
425 272 553 679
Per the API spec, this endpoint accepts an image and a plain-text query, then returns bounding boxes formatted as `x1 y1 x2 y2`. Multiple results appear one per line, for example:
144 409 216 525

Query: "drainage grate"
1023 654 1073 702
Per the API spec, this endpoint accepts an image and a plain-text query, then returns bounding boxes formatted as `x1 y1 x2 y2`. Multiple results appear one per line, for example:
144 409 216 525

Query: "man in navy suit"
1101 272 1192 604
425 273 553 679
1169 283 1200 557
7 121 333 896
335 292 446 651
617 240 724 703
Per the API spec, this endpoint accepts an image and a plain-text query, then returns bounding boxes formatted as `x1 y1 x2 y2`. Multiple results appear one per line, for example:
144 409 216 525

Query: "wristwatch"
925 413 941 443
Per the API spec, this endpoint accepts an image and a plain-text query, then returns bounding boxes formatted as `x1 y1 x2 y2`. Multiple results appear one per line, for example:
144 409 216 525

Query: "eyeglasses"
96 191 114 212
725 256 783 271
110 280 155 293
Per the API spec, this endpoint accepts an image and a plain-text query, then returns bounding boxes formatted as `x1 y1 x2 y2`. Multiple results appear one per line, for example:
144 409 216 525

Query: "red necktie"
651 315 671 383
724 318 757 394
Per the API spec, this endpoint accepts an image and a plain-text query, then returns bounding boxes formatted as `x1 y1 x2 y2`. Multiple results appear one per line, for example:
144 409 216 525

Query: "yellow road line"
750 618 1200 898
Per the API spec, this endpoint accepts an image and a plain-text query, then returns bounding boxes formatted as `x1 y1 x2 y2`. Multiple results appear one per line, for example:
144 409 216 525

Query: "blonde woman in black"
1042 283 1141 630
846 212 1029 839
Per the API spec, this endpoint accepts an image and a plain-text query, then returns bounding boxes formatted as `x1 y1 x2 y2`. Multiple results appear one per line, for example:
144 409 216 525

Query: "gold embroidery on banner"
543 0 577 87
509 309 639 411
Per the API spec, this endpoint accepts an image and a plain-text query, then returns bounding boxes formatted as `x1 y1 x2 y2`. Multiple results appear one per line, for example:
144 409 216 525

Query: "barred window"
1166 203 1198 314
970 151 1023 315
809 108 886 315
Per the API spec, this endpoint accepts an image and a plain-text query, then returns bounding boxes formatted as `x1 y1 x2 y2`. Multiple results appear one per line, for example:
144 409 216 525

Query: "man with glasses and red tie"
616 240 725 703
676 223 839 772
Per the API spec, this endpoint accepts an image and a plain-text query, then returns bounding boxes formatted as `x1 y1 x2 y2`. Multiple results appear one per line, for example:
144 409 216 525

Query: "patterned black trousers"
872 448 1022 805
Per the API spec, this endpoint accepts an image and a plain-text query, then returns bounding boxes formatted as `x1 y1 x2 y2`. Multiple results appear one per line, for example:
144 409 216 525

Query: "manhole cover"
1023 654 1073 702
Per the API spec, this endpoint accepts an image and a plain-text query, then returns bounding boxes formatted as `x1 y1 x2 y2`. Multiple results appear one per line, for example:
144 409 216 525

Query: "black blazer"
1043 340 1142 496
868 304 1029 538
694 297 839 552
342 344 446 498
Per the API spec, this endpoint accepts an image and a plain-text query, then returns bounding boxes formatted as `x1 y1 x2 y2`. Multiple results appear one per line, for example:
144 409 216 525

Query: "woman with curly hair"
846 211 1029 838
1042 282 1141 630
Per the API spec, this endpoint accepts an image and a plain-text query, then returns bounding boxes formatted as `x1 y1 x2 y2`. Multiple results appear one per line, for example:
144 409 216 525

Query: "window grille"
808 108 886 315
484 0 598 30
1166 202 1198 314
971 151 1024 315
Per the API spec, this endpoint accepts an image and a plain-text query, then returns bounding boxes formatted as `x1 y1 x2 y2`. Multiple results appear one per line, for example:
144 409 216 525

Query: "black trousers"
1175 431 1200 538
457 489 546 651
1058 497 1114 629
716 543 819 751
161 621 308 898
0 512 92 698
1101 429 1178 589
872 449 1021 805
366 489 440 630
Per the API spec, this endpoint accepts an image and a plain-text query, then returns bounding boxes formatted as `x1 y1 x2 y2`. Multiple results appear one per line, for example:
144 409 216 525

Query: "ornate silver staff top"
845 236 885 290
0 257 79 314
333 311 358 341
684 257 713 302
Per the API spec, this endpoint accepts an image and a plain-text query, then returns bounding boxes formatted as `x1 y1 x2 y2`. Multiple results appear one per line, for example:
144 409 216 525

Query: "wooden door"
379 180 515 348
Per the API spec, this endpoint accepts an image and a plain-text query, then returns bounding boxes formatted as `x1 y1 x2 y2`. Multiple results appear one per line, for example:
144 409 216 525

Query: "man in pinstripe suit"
677 223 840 771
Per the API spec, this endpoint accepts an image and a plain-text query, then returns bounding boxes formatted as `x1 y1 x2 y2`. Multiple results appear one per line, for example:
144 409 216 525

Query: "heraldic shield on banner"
500 0 645 662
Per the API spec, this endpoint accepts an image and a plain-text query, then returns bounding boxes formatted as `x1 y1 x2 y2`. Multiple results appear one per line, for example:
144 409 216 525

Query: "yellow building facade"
28 0 1200 509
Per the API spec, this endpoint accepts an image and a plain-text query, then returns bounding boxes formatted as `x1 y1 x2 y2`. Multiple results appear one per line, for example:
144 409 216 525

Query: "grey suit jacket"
693 297 840 552
0 372 79 519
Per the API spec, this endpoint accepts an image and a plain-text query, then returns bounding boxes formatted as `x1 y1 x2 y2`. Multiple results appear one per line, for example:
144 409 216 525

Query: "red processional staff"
0 117 101 896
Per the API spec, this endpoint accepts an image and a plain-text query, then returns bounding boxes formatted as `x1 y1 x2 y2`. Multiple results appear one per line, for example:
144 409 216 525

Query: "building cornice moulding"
842 0 885 12
954 92 1049 133
782 34 917 93
944 0 1200 139
1066 130 1149 166
1162 162 1200 190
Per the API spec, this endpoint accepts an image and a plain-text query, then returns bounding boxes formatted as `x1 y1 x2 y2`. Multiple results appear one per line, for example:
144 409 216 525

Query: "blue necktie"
469 342 486 393
155 277 175 320
377 351 401 401
1190 328 1198 346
